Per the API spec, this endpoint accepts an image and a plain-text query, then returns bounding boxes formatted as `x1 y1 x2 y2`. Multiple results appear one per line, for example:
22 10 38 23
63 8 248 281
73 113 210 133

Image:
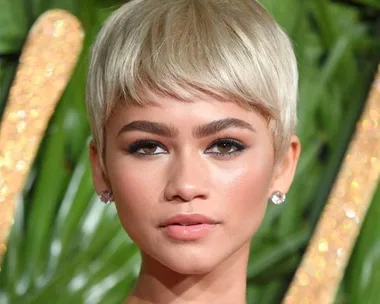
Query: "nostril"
163 170 210 203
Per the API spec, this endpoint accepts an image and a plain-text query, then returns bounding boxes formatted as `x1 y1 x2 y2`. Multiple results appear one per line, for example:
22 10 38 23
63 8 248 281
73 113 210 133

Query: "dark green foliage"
0 0 379 303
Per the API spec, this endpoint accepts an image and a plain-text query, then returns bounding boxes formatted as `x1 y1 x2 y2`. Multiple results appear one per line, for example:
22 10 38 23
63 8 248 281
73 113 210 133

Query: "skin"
90 94 301 304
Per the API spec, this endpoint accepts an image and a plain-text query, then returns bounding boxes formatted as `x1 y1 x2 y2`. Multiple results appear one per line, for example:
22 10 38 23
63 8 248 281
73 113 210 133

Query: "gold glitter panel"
0 10 84 267
283 66 380 304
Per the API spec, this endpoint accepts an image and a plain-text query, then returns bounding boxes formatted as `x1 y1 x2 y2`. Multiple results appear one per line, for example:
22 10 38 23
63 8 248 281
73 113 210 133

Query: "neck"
126 243 250 304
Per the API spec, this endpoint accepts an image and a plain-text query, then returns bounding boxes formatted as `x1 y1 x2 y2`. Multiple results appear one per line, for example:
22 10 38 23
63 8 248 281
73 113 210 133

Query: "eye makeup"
126 139 167 156
205 138 246 157
125 137 247 158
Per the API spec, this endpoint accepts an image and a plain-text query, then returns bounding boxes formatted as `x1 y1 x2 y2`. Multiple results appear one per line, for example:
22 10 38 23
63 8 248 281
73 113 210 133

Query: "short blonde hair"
86 0 298 166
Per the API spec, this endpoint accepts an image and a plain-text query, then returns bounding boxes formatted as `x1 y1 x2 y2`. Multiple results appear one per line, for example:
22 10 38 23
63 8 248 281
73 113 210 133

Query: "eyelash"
126 140 165 157
126 138 246 157
206 138 246 157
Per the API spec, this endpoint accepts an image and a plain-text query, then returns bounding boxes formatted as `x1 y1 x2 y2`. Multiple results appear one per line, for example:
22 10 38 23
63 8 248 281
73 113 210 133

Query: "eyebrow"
193 118 255 137
117 120 178 137
117 118 255 138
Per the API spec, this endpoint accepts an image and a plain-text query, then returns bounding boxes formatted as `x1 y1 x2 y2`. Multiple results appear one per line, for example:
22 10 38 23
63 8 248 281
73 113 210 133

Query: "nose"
164 153 210 203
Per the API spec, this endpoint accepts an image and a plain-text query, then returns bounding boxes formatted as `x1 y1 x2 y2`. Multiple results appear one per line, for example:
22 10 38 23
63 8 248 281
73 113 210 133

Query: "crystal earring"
270 190 286 205
99 190 113 204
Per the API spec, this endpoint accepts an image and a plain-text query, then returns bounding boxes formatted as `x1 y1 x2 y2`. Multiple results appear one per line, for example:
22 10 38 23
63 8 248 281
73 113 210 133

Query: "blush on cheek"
224 164 272 236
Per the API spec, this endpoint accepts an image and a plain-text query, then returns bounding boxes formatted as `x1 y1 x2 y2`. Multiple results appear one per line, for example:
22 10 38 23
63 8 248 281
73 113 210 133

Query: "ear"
269 135 301 196
89 140 110 194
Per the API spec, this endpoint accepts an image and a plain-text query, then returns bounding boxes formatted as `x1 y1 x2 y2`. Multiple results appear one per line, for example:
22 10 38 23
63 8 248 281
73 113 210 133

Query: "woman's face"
91 94 299 274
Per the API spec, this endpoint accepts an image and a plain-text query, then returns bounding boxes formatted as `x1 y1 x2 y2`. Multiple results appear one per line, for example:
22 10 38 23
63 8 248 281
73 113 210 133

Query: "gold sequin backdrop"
283 66 380 304
0 10 84 267
0 4 379 304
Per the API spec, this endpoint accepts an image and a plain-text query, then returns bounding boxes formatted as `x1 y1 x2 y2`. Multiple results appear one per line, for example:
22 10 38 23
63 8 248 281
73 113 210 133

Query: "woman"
86 0 301 303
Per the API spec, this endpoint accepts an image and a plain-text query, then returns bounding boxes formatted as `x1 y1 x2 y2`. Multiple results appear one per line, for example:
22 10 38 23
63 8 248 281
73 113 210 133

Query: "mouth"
169 223 205 226
159 214 219 241
160 213 217 227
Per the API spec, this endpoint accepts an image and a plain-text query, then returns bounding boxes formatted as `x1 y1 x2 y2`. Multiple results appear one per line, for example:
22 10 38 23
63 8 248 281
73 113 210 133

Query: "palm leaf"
0 0 379 303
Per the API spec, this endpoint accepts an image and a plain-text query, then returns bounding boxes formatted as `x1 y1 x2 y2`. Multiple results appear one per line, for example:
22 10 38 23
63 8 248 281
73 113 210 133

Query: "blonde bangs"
87 0 298 164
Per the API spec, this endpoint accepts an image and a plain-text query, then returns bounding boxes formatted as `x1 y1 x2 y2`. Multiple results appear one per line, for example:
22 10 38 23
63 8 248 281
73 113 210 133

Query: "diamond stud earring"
270 190 286 205
99 190 113 204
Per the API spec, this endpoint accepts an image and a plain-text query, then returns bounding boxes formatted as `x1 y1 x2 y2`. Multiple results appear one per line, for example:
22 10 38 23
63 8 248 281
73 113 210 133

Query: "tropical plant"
0 0 379 303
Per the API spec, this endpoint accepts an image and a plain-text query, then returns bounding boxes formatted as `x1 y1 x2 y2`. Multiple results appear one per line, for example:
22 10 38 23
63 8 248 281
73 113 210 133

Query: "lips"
159 214 218 241
160 214 217 227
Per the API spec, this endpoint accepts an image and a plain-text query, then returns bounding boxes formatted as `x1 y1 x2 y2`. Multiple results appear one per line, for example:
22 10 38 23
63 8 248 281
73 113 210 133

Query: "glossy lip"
159 214 219 241
159 213 218 227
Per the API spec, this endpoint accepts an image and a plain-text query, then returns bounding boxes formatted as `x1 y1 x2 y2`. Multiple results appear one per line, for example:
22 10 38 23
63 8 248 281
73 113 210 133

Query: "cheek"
106 160 162 233
108 154 163 200
224 167 271 212
217 151 273 233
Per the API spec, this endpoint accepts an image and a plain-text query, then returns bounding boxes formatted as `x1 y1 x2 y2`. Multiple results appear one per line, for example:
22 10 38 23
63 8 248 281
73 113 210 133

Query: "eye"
205 138 246 156
126 140 167 156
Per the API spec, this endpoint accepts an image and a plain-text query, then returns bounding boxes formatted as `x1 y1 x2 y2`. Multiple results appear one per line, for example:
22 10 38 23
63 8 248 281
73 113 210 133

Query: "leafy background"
0 0 379 303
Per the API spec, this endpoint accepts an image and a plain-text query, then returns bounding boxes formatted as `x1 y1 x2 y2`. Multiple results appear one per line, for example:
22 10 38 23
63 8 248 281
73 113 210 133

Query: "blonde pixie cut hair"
86 0 298 166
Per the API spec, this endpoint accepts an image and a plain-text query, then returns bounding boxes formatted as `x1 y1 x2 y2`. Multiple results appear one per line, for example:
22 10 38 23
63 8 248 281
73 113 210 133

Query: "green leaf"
1 0 380 303
0 0 29 53
248 228 309 278
343 184 380 304
352 0 380 9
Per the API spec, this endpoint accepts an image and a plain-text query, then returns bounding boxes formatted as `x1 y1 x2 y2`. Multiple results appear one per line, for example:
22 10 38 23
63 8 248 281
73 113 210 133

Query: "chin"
156 247 223 275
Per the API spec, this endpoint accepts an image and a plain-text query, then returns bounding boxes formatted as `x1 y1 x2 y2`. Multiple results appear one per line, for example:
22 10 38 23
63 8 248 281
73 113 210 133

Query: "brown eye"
127 140 167 156
142 144 159 154
216 142 233 153
205 138 246 156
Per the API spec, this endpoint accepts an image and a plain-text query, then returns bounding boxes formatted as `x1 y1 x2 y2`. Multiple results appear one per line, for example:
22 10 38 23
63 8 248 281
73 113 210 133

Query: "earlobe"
89 140 110 195
269 135 301 197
